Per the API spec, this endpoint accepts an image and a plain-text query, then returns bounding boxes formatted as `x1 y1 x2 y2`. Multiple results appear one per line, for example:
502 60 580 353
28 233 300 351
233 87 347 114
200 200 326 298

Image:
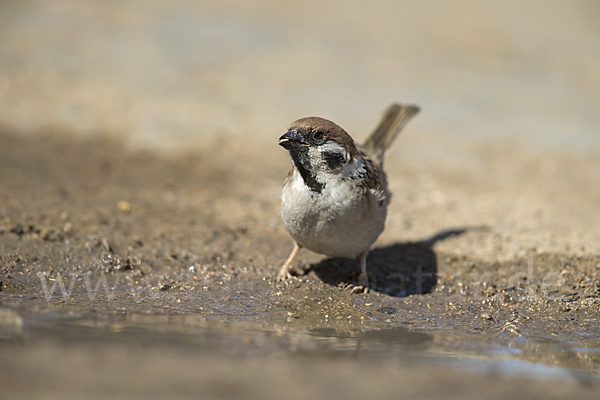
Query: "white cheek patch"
307 141 348 171
320 142 348 159
319 141 349 170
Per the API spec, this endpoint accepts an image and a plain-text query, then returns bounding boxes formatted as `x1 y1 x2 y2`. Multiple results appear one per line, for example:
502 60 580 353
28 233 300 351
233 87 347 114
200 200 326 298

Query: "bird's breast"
281 172 388 258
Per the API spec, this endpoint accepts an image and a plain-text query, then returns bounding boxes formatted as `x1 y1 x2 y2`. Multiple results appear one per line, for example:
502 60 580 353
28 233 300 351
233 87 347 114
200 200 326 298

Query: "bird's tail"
362 103 420 163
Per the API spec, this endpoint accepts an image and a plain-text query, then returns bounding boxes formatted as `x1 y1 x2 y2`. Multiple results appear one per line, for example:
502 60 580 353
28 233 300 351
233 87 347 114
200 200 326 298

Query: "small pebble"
117 201 131 213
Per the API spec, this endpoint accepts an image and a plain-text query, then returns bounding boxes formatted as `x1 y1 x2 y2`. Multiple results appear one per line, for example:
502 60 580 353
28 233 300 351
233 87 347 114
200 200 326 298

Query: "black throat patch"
289 151 324 194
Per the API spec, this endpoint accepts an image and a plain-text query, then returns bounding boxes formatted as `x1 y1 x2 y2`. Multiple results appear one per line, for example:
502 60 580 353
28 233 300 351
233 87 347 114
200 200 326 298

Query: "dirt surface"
1 131 600 398
1 0 600 399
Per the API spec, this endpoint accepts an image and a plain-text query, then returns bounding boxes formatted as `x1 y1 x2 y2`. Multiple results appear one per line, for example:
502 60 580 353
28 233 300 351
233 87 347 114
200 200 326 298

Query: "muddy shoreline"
1 131 600 399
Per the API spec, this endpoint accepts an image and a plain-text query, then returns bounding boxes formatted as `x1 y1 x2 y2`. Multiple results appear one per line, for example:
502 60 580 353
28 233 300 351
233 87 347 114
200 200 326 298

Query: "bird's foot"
350 285 369 294
277 265 293 282
277 243 302 282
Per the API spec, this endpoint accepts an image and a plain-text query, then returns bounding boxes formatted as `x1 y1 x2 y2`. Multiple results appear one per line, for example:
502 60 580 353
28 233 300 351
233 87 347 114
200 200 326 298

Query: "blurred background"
1 0 599 153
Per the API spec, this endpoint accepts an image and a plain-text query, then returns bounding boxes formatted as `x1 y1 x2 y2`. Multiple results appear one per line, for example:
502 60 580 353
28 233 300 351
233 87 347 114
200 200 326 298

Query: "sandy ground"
1 0 600 399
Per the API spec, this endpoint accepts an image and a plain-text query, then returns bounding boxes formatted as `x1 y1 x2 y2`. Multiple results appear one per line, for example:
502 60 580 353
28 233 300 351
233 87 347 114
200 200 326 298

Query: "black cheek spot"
378 199 384 207
323 151 346 170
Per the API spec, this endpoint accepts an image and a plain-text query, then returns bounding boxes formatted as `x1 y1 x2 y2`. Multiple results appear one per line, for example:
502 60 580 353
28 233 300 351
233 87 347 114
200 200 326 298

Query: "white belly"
281 173 388 258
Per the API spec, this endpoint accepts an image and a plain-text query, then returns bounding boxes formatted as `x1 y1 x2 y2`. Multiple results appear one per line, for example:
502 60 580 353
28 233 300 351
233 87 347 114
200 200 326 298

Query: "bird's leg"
358 250 370 288
277 243 302 281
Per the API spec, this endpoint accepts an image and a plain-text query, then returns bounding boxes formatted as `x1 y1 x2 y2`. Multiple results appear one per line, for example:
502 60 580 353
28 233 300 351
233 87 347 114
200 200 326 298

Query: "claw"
351 285 364 294
277 268 292 282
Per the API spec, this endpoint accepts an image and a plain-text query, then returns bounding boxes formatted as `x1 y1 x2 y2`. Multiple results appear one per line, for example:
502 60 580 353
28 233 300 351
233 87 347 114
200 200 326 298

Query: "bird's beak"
278 129 307 151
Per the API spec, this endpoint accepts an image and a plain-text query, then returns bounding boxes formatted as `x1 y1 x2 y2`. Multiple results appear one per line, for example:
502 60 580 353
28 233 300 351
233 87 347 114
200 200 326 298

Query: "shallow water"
4 293 600 383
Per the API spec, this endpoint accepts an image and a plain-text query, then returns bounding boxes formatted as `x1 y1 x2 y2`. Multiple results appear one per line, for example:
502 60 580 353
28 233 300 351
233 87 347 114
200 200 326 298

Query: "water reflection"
7 310 598 381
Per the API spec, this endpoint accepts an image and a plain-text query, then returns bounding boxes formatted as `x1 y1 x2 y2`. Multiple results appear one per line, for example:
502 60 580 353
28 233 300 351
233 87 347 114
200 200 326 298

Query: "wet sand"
1 0 600 398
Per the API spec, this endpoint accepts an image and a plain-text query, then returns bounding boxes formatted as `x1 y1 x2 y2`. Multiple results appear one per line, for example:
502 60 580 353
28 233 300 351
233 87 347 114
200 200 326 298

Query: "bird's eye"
313 131 324 140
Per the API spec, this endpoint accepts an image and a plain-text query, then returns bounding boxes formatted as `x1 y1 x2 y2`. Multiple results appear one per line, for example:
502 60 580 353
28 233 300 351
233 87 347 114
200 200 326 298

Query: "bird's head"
279 117 359 175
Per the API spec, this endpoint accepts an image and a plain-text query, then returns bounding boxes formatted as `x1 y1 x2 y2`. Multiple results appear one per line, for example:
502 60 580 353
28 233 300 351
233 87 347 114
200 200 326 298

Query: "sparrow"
277 103 420 288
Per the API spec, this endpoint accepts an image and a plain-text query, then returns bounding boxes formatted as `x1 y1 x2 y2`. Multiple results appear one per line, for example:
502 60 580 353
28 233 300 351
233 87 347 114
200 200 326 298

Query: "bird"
277 103 420 289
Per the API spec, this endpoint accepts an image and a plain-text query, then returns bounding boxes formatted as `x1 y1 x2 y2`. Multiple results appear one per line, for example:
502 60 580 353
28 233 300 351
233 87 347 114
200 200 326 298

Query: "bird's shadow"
307 228 476 297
